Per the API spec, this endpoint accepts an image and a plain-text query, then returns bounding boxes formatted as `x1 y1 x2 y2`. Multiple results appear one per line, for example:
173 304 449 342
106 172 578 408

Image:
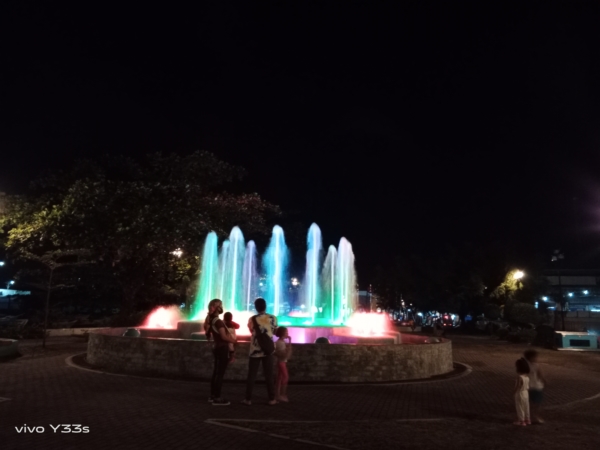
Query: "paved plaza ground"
1 334 600 449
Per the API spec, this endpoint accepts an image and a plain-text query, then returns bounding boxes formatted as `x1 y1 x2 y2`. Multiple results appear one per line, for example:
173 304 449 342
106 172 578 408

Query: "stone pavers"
1 336 600 449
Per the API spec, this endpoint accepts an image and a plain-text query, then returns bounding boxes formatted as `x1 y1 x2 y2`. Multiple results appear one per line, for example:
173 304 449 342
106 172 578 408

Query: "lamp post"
551 250 565 331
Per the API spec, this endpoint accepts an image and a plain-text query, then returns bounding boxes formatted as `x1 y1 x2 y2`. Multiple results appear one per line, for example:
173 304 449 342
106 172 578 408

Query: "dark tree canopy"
1 151 279 312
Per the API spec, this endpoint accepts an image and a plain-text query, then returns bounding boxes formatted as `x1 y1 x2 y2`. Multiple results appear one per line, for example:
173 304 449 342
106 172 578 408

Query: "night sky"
3 2 600 281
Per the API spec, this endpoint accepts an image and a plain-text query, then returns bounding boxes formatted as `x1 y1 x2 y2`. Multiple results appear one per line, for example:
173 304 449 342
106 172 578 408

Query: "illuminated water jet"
263 225 289 316
193 223 358 327
242 241 257 312
193 232 218 317
305 223 322 322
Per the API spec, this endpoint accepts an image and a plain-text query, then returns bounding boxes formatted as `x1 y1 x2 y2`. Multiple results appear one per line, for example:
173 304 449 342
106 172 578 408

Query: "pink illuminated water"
144 306 184 329
346 312 390 337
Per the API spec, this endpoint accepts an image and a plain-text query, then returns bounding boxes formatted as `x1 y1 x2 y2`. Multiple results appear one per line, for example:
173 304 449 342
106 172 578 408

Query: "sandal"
267 399 278 406
241 399 252 406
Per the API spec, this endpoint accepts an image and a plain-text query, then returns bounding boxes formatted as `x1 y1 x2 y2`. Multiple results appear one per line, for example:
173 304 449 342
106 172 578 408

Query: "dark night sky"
3 1 600 281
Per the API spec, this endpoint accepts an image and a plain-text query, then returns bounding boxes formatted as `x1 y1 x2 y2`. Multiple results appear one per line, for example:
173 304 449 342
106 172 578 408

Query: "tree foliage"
1 151 279 312
374 244 490 316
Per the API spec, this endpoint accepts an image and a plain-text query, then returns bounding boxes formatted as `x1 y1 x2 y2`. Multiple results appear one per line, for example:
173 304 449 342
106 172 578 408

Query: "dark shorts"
529 389 544 404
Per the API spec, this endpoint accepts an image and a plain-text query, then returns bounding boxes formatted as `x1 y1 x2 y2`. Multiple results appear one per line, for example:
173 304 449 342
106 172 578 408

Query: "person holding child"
514 357 531 426
275 326 292 402
203 299 236 406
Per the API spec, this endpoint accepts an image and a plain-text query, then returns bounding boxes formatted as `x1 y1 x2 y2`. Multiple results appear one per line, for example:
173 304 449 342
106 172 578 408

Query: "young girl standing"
514 358 531 426
275 326 292 402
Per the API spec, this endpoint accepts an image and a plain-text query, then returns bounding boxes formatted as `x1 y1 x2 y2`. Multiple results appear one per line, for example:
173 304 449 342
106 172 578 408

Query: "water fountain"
185 223 363 339
86 223 454 383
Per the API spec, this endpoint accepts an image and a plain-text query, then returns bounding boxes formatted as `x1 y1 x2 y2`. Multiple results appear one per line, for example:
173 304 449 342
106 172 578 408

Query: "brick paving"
1 335 600 449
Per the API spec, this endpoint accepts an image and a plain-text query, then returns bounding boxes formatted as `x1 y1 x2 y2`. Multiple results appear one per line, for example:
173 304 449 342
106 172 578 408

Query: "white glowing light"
347 312 390 337
144 306 184 329
513 270 524 280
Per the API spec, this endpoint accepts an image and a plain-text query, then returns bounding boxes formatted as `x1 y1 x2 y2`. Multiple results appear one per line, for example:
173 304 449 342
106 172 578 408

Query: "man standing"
242 297 278 406
204 299 236 406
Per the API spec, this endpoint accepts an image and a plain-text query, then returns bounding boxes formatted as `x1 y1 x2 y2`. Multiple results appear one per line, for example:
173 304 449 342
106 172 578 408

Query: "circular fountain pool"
86 324 452 383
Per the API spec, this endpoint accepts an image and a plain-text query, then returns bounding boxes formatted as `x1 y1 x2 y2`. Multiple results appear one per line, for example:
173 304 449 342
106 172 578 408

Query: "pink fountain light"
347 312 390 337
144 306 184 329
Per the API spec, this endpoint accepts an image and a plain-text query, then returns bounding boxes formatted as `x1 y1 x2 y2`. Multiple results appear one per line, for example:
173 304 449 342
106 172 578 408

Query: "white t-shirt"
275 340 288 362
527 361 544 390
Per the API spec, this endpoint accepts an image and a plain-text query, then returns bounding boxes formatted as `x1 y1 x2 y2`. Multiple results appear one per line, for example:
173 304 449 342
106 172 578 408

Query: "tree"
13 249 94 347
490 269 525 303
374 245 488 318
489 268 549 323
1 151 279 315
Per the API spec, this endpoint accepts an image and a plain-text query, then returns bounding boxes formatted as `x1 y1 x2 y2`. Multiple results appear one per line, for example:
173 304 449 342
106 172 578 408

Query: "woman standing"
204 299 236 406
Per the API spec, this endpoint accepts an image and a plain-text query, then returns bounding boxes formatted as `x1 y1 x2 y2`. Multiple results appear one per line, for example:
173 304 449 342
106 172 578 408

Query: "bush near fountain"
0 339 20 358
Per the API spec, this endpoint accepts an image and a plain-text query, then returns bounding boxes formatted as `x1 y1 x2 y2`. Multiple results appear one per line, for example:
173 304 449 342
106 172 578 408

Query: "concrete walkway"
1 336 600 449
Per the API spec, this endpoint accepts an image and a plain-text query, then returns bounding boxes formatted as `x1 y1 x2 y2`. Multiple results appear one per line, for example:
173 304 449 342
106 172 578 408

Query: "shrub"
483 303 501 320
506 302 540 325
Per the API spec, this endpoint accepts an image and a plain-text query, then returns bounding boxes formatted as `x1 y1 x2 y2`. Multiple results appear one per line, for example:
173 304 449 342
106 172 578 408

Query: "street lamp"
6 280 14 289
513 270 524 280
0 261 5 266
171 249 183 258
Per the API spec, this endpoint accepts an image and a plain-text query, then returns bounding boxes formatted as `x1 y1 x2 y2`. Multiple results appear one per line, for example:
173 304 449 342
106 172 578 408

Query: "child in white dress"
514 357 531 426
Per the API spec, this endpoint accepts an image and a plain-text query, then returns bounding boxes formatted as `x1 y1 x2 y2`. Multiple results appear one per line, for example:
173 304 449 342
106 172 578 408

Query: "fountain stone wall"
87 328 453 383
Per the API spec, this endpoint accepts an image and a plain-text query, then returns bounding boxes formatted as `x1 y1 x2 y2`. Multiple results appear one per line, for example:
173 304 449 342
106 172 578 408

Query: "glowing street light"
6 280 14 289
0 261 5 266
583 290 589 295
513 270 524 280
171 249 183 258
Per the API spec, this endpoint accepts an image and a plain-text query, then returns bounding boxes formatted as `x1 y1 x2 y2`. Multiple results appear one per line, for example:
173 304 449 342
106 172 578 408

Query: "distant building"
0 289 31 311
543 269 600 312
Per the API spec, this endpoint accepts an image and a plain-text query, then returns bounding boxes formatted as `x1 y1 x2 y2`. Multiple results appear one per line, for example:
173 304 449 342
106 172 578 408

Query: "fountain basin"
0 339 19 358
87 327 453 383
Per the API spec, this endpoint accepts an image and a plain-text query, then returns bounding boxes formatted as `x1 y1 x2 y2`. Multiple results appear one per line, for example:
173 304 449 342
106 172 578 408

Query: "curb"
66 353 472 386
